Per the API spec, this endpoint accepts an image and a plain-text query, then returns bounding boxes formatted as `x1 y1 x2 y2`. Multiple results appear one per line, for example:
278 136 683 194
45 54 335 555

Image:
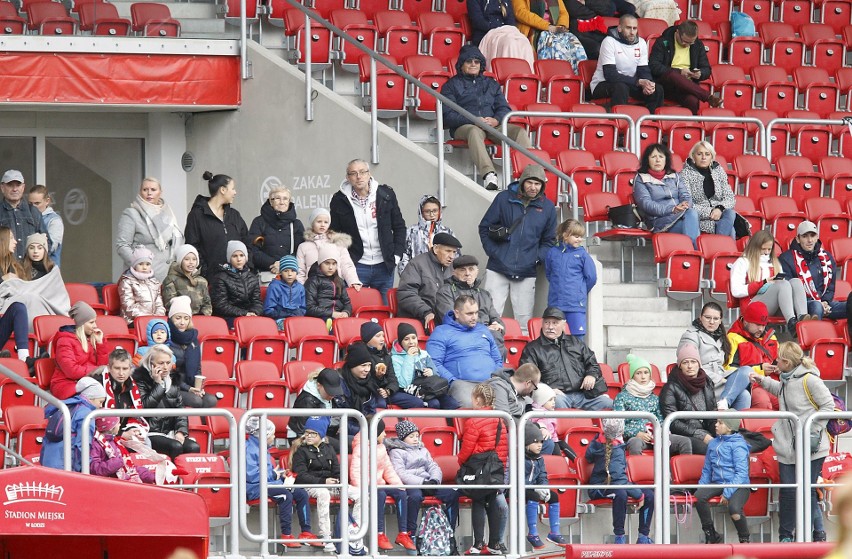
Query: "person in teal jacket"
695 417 752 544
545 218 597 339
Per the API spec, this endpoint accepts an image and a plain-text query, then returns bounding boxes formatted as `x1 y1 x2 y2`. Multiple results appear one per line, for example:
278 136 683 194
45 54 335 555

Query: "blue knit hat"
279 254 298 273
304 416 329 438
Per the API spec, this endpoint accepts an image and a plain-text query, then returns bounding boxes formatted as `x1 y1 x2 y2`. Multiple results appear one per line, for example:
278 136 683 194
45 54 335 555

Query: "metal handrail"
271 0 575 210
0 363 71 470
518 410 662 547
803 410 852 541
236 408 369 557
660 410 803 543
765 117 848 163
372 408 518 559
633 115 766 158
79 407 241 557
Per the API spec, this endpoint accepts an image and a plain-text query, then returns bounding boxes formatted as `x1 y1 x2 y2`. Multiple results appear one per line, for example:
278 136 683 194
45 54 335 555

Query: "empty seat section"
130 2 179 36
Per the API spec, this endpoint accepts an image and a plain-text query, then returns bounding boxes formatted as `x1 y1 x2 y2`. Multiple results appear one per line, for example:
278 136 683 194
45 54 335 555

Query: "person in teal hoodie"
545 218 597 339
695 417 752 544
264 254 306 329
390 322 460 410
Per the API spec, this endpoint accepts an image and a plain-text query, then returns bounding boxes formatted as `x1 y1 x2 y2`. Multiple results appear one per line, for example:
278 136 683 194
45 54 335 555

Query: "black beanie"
397 322 418 344
345 342 372 368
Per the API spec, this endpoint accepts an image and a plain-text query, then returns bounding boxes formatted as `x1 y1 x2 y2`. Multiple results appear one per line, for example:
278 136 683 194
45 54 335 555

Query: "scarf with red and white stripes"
793 249 832 301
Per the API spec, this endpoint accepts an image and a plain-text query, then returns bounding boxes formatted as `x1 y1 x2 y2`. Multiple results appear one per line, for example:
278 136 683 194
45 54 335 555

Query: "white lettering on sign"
580 551 613 558
294 194 333 210
291 175 331 191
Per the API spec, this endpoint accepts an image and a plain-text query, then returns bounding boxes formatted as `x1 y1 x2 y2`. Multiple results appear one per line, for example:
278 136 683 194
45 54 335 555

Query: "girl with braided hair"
586 418 655 544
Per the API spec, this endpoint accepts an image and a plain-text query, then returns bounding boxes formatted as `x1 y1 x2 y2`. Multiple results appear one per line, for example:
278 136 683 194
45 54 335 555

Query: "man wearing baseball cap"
0 169 50 260
397 232 461 328
288 368 346 450
519 306 612 410
726 301 780 410
779 220 847 322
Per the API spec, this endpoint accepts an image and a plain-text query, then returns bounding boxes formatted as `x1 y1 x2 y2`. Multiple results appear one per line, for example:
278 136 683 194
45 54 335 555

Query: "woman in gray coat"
116 177 184 281
750 341 833 542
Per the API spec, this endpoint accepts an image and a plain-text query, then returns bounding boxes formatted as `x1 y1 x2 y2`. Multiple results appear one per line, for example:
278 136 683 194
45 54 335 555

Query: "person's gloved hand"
535 489 550 501
424 479 439 485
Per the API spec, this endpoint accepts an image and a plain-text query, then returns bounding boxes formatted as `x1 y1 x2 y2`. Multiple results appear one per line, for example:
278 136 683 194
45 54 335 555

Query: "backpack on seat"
415 505 455 556
731 11 756 37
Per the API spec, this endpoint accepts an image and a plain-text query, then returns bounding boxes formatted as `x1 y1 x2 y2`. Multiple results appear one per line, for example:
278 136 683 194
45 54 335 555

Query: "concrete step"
602 282 658 298
603 309 692 326
607 325 685 348
602 296 669 313
607 346 677 371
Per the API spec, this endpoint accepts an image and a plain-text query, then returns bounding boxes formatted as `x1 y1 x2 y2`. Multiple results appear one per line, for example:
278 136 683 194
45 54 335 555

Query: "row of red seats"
0 0 180 36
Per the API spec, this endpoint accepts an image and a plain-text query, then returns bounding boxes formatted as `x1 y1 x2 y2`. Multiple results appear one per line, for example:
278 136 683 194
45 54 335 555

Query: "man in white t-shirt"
589 14 664 113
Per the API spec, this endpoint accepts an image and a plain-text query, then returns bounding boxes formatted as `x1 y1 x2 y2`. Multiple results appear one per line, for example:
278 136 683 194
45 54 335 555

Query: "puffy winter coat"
458 414 510 466
305 268 352 320
132 366 189 436
399 195 455 276
245 434 284 501
699 433 750 499
478 167 557 279
680 159 735 233
296 230 361 286
161 261 212 316
427 310 503 383
117 271 165 324
137 318 172 362
115 201 184 281
184 194 249 279
633 171 692 232
397 251 452 320
545 242 597 313
441 45 511 135
288 379 338 438
168 322 201 390
519 333 606 396
51 327 109 399
351 431 402 487
779 239 838 303
525 451 549 489
367 344 399 395
263 278 306 320
755 364 833 464
292 441 340 485
386 437 443 485
210 265 263 319
658 369 717 440
434 275 504 328
648 25 712 81
40 395 96 472
329 183 406 273
726 319 778 374
248 200 305 272
467 0 516 44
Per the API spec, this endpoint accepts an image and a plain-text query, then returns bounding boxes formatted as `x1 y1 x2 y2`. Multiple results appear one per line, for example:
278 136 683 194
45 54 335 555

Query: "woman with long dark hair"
680 302 753 410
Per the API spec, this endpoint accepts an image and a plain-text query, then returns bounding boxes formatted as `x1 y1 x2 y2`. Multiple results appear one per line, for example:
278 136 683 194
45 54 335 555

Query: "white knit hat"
168 295 193 318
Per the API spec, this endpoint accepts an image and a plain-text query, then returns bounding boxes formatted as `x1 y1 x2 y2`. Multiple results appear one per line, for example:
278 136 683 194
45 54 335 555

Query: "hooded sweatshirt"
441 44 512 136
399 195 455 276
589 25 651 92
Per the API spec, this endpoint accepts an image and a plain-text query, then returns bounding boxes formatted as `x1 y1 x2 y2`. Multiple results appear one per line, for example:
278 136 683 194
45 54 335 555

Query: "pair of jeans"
718 366 753 410
405 487 459 534
588 487 654 536
712 208 736 239
666 208 700 249
779 458 825 539
376 487 407 533
591 81 665 114
0 302 29 352
471 491 508 545
695 486 750 537
554 390 613 411
807 299 848 320
354 262 394 302
269 486 310 535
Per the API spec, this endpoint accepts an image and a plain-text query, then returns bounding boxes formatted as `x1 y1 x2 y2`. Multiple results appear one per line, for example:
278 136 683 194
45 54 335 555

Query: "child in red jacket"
458 383 509 555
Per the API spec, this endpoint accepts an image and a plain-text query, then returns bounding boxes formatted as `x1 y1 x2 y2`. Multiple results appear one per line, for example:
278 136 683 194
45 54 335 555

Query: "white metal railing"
803 410 852 541
633 115 767 158
765 117 849 163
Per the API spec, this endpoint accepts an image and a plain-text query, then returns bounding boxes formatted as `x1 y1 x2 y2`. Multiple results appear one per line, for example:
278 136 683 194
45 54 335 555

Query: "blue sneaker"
780 537 794 543
546 533 568 546
527 535 545 550
614 535 627 545
637 535 654 544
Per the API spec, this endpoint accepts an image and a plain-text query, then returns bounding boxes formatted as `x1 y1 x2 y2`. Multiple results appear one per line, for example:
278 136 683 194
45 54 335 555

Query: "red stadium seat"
282 360 324 405
759 196 806 251
556 149 605 199
194 315 239 373
33 315 74 355
778 0 813 32
571 105 618 161
491 57 541 108
697 234 740 303
819 156 852 206
284 317 336 367
759 22 805 76
311 0 346 19
804 198 851 248
829 238 852 281
613 104 659 153
775 155 822 208
0 1 25 34
133 315 167 346
330 9 378 72
793 67 839 119
695 0 733 28
357 54 406 119
234 316 286 372
733 154 781 206
796 320 846 383
102 283 121 315
235 361 288 433
417 12 465 68
94 315 137 354
130 2 179 36
535 59 583 112
279 7 332 68
347 286 392 322
653 233 704 301
404 54 449 120
752 66 796 115
78 1 130 35
821 1 852 34
199 360 238 408
739 0 773 27
65 283 108 315
667 121 704 161
801 23 845 74
601 151 640 206
401 0 437 21
377 10 419 60
333 317 369 358
26 1 76 34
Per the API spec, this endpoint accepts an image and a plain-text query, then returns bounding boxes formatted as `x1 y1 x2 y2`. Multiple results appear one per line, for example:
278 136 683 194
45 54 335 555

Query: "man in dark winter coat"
519 307 611 410
441 44 532 191
485 363 541 419
330 159 405 302
0 169 50 261
397 232 461 328
590 15 664 112
648 20 721 114
478 164 557 334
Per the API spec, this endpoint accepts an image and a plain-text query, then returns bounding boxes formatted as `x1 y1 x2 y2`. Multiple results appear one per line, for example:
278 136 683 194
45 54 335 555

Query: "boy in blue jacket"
524 422 567 550
545 219 597 339
245 416 312 550
264 254 306 329
696 417 751 544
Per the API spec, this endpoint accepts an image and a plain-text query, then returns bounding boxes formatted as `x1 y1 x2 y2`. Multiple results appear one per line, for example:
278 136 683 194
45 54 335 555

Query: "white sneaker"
483 172 499 191
323 542 336 553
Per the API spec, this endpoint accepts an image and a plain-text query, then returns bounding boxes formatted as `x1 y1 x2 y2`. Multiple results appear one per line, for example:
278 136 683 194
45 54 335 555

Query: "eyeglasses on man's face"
347 170 370 178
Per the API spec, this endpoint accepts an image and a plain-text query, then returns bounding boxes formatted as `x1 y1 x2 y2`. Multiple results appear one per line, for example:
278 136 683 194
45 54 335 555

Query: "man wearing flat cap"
435 253 506 354
0 169 50 260
397 232 461 328
520 306 612 410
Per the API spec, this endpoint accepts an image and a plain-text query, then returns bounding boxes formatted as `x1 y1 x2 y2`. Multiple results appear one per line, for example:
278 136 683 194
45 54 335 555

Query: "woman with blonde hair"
751 341 833 542
680 141 736 239
730 230 812 333
50 301 108 399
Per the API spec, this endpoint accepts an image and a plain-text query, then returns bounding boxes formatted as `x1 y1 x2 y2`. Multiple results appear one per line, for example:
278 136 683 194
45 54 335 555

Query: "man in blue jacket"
478 164 557 334
427 295 503 407
441 44 531 191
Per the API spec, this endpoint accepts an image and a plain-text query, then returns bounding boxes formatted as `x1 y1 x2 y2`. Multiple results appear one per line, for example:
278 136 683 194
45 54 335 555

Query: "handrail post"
437 99 446 206
371 57 379 165
239 0 247 79
305 9 313 121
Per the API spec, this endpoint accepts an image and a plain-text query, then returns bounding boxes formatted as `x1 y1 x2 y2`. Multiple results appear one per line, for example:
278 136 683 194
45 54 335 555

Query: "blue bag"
731 11 757 37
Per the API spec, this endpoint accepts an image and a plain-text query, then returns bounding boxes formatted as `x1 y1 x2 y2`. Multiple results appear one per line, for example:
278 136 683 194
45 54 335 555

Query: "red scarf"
577 16 606 33
793 249 832 301
103 374 142 411
93 431 143 483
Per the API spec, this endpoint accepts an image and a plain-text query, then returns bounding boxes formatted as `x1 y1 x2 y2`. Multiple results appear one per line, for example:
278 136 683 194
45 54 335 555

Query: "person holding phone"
648 20 722 114
730 230 814 337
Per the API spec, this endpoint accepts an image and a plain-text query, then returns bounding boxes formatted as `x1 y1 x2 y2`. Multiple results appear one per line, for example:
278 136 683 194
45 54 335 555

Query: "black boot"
703 527 723 544
733 516 750 544
739 535 751 543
